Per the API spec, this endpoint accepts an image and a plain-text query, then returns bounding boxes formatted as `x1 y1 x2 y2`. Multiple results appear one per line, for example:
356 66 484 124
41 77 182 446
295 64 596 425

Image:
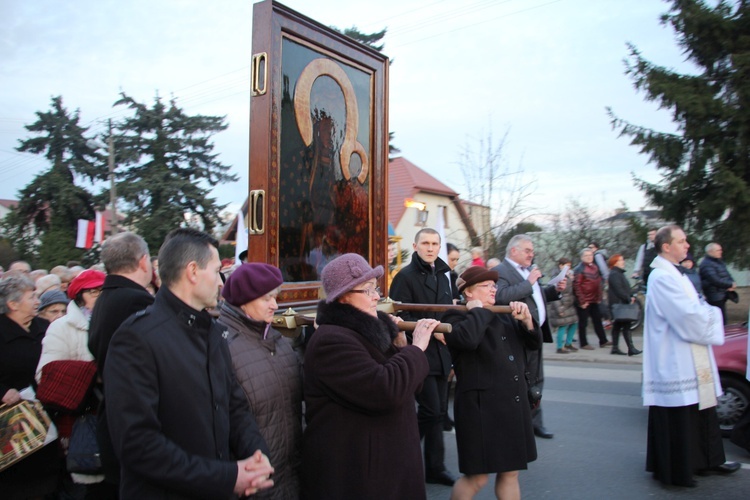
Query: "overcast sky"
1 0 693 222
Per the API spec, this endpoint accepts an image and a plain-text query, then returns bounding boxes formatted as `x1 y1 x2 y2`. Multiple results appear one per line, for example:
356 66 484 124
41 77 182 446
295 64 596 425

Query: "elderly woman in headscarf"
301 253 440 500
0 274 59 499
442 266 541 500
218 263 302 499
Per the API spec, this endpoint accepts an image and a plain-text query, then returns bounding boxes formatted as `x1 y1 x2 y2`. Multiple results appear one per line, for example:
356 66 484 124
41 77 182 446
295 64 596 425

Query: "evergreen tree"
339 26 387 52
112 93 238 250
2 96 102 267
609 0 750 267
332 25 400 155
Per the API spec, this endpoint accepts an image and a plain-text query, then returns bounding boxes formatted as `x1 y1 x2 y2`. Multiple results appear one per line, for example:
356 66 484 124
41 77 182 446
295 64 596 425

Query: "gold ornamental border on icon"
293 58 369 184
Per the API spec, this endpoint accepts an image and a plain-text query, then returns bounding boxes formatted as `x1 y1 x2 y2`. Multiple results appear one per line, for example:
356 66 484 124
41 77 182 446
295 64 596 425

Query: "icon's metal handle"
248 190 265 234
251 53 268 96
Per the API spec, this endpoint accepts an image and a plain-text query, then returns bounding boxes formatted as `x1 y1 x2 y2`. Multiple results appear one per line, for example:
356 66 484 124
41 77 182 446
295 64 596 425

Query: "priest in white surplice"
642 225 740 487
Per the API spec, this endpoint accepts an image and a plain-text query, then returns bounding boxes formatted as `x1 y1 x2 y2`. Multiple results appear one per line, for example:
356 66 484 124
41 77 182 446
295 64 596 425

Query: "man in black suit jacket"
389 228 457 486
88 232 155 492
494 234 566 439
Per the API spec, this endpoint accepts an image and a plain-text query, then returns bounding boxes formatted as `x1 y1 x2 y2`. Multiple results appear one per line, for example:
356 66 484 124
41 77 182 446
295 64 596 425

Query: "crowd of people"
0 225 743 499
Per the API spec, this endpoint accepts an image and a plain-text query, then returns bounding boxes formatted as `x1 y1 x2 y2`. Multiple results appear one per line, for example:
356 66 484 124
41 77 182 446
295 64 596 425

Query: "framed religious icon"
247 0 389 306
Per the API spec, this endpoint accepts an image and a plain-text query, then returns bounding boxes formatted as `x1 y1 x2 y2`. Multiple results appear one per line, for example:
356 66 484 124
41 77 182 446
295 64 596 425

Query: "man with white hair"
698 242 736 324
494 234 567 440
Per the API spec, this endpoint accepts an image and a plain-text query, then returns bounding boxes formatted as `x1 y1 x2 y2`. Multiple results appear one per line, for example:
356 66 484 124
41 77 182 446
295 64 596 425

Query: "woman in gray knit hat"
301 253 441 500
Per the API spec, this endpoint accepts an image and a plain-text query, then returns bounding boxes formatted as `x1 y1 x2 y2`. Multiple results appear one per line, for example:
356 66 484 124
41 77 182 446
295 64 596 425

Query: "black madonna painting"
278 38 372 282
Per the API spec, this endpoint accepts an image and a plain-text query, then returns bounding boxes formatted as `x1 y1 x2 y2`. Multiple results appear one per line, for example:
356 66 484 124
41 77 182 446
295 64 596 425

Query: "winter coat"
683 266 703 295
0 315 48 398
607 267 632 306
573 262 603 305
36 300 94 381
104 286 269 500
443 307 540 474
547 268 577 328
301 299 429 500
699 255 734 303
0 314 59 496
218 301 302 500
388 253 454 376
34 300 104 485
88 274 155 376
87 274 154 483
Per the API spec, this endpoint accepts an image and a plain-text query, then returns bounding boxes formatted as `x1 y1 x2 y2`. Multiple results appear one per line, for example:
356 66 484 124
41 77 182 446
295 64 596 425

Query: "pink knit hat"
321 253 383 303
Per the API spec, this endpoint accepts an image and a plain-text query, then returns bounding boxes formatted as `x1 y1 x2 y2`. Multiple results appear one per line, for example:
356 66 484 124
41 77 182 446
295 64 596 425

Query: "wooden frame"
248 0 389 306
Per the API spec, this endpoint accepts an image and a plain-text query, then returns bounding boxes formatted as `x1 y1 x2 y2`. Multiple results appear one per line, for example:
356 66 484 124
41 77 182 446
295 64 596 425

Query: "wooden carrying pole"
388 302 513 315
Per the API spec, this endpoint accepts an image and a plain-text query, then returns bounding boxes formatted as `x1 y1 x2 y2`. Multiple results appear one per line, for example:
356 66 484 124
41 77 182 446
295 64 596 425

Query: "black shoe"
534 427 554 439
611 348 626 355
628 349 642 356
696 462 741 476
425 470 457 486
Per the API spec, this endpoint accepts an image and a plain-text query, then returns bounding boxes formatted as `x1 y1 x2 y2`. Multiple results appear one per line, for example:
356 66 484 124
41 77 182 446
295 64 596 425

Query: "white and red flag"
76 212 104 249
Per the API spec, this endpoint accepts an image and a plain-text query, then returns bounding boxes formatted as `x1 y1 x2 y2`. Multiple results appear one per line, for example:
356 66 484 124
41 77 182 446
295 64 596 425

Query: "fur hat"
38 290 69 312
321 253 383 303
221 263 283 306
67 269 106 299
456 266 499 293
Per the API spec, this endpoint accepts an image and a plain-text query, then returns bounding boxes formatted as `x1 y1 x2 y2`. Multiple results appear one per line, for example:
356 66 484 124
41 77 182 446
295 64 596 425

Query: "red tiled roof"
388 157 458 226
0 199 18 209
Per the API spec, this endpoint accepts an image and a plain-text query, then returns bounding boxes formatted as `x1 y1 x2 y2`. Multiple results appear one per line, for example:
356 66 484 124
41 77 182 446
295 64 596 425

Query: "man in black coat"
105 228 273 499
87 232 155 493
389 228 457 486
699 242 737 324
494 234 566 439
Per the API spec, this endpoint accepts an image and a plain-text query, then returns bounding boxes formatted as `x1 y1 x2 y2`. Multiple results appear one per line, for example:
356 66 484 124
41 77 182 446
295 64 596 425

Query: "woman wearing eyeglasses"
218 262 302 500
442 266 541 500
301 253 441 500
36 269 106 380
34 269 107 491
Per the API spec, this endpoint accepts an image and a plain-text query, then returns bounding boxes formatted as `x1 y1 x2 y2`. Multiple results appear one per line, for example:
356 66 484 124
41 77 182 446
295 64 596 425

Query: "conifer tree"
112 93 238 250
609 0 750 266
2 96 102 266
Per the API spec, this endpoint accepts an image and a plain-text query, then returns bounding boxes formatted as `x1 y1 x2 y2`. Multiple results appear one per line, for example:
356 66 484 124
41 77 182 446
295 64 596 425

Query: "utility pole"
108 119 118 235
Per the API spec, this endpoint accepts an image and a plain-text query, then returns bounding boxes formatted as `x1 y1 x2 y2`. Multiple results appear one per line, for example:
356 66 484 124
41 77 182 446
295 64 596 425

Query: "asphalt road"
427 357 750 500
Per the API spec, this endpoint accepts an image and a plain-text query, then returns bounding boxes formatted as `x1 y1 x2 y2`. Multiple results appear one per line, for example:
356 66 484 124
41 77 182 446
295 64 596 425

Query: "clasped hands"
235 450 274 497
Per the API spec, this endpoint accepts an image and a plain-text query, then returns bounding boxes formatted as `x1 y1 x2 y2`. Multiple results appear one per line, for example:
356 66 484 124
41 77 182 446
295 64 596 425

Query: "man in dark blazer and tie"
494 234 566 439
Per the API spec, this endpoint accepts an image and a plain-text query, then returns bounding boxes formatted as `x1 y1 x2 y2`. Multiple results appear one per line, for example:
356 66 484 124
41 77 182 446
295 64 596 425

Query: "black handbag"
67 413 101 474
611 303 639 322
